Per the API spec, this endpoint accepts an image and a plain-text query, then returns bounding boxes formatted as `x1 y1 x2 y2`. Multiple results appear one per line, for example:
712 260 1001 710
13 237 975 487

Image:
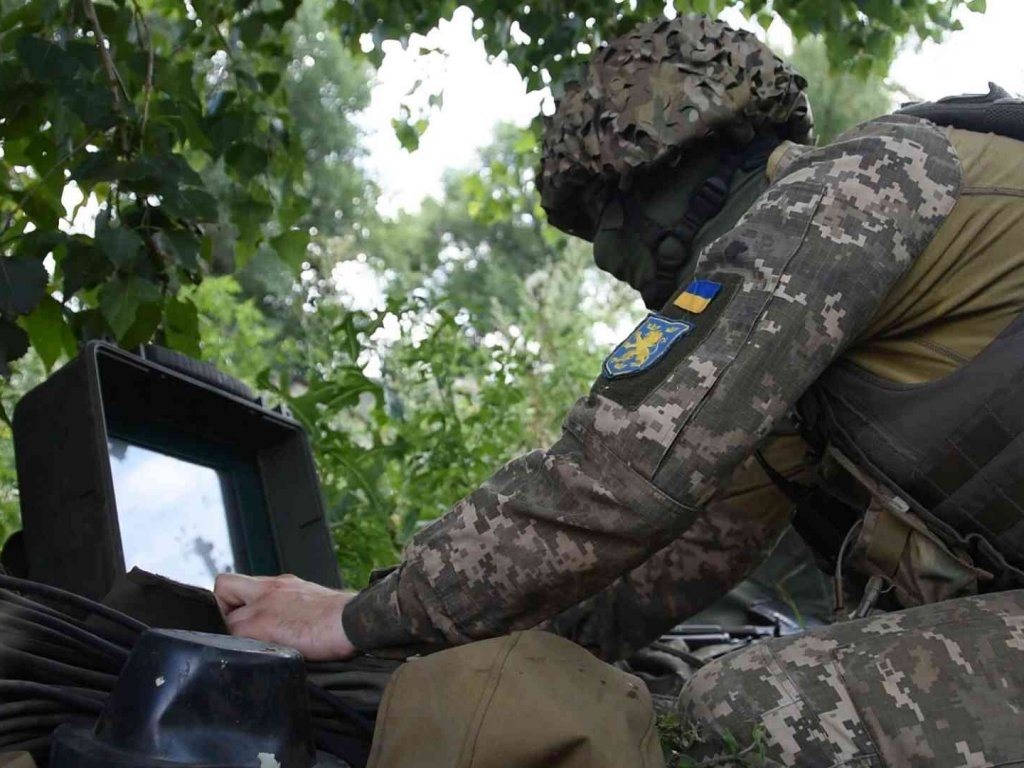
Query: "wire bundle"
0 574 383 766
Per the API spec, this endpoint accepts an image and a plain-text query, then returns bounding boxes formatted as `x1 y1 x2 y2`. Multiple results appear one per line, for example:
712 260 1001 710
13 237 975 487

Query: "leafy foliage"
788 37 895 145
0 0 364 374
657 713 770 767
0 0 979 585
0 0 978 377
334 0 978 87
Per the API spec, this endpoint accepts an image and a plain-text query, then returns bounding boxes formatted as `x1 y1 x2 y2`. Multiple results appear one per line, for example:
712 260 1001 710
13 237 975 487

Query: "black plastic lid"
50 629 346 768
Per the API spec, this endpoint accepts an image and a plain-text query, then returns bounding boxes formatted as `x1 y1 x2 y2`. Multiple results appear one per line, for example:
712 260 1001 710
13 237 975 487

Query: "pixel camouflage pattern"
343 113 961 653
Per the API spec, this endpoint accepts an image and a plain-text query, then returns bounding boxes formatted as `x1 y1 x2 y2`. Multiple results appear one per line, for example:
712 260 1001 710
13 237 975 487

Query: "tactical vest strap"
795 358 1024 595
639 135 780 309
896 82 1024 142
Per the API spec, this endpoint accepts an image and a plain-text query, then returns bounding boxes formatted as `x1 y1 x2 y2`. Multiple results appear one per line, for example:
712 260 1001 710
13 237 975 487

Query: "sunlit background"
358 0 1024 216
6 0 1023 586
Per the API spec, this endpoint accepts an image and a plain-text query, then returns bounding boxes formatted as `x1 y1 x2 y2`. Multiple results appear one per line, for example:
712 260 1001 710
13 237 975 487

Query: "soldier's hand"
214 573 358 660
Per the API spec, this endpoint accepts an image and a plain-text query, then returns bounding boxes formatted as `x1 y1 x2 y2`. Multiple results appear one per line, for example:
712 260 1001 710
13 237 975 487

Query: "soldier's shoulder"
831 112 955 147
771 113 962 205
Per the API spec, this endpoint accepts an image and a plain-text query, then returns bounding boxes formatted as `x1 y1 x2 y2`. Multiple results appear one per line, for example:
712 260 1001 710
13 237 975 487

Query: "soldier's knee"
674 645 776 761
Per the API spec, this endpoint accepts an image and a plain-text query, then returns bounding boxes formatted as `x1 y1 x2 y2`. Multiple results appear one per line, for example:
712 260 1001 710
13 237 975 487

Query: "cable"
0 682 104 713
648 642 706 669
0 583 375 767
307 683 375 739
0 613 122 672
0 700 67 719
0 731 78 751
0 598 131 660
0 574 148 634
0 644 118 690
0 713 81 735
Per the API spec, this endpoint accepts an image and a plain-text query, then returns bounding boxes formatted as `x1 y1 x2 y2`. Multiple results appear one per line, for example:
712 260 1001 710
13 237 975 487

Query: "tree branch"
81 0 130 154
130 0 156 142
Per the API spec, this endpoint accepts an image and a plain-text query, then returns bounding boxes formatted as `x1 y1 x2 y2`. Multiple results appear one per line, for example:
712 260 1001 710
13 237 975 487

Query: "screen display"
108 438 239 589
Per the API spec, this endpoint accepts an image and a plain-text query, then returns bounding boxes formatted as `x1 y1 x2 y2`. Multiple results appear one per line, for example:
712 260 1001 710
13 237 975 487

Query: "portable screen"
11 342 342 600
108 439 238 589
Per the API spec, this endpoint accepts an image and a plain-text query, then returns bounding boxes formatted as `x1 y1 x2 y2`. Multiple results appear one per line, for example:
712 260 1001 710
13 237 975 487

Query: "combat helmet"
539 14 814 243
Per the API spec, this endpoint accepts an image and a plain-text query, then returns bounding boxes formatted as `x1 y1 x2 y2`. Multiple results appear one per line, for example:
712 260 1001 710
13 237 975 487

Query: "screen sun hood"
9 341 342 600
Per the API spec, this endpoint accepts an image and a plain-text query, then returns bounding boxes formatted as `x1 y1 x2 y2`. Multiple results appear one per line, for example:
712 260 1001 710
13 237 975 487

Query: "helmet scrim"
539 15 813 240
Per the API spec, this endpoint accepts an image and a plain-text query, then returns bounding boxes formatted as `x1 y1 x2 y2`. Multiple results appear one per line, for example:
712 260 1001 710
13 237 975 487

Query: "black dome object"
50 629 347 768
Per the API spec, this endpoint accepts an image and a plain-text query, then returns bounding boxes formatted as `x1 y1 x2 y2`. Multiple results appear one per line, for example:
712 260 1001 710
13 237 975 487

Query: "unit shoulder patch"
603 314 693 379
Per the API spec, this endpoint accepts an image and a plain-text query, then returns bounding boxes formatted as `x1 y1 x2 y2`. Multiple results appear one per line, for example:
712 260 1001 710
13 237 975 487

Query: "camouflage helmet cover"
539 15 814 240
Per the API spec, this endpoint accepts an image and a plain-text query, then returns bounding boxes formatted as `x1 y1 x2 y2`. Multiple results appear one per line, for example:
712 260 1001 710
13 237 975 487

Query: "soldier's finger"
223 602 261 636
214 573 270 615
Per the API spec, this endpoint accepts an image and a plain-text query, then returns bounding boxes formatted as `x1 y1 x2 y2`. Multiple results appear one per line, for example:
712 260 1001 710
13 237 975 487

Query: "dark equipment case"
10 340 342 600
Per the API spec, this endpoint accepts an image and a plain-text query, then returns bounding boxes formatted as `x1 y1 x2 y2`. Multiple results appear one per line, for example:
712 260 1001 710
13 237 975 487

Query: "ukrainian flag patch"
673 279 722 314
603 314 693 379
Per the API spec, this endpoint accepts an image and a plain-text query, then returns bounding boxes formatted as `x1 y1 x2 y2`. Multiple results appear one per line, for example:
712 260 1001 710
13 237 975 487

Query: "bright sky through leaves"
359 0 1024 216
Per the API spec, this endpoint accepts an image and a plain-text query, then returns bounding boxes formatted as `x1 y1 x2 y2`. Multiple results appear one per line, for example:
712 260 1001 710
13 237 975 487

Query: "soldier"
215 15 1024 765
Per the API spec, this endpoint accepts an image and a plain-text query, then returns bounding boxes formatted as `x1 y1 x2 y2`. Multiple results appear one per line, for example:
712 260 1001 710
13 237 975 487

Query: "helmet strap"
638 135 780 310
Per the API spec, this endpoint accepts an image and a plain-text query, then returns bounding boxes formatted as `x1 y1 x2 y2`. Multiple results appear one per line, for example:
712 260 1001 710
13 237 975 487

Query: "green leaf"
15 34 116 129
721 728 739 753
967 0 986 11
163 295 200 357
234 235 260 269
72 150 122 184
0 0 60 34
513 130 537 154
118 300 163 349
67 307 107 343
271 229 310 272
225 141 270 182
0 256 47 316
0 318 30 376
257 72 281 93
20 183 63 231
16 34 80 83
64 80 117 129
154 229 201 273
13 230 67 260
62 239 114 296
98 276 161 341
204 110 247 157
391 118 421 152
20 296 74 372
231 192 274 243
160 187 219 223
96 218 145 269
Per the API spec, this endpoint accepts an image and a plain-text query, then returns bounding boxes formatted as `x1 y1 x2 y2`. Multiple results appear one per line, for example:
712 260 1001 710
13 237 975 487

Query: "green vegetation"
658 713 770 767
788 37 897 144
0 0 950 581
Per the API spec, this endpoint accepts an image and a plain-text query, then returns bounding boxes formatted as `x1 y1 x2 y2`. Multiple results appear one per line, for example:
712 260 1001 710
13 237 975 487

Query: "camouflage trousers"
677 590 1024 767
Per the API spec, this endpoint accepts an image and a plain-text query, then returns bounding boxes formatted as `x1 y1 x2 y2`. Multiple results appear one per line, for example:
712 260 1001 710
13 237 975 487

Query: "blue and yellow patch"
603 314 693 379
673 279 722 314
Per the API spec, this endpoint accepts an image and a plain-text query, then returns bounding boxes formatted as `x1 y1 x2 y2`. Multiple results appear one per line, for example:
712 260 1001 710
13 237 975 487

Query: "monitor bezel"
13 341 342 600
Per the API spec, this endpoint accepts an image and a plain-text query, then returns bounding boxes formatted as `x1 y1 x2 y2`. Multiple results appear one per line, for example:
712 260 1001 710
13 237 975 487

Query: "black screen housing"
12 341 341 600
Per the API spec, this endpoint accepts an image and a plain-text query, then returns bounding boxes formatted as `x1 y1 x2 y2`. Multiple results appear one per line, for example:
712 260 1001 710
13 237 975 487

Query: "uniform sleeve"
540 432 809 661
342 117 962 650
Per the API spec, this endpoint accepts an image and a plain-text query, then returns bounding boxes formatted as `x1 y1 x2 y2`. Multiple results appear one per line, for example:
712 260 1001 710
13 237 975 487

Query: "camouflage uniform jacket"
342 114 966 652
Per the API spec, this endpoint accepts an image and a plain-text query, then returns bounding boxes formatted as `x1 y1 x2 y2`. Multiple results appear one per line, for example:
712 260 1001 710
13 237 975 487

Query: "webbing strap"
639 136 780 309
897 82 1024 143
